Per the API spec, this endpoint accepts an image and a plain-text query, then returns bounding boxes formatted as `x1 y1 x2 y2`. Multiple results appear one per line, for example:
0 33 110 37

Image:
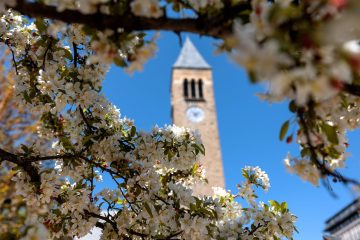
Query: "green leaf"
167 149 175 160
279 120 290 141
83 134 94 146
269 200 279 208
35 19 47 33
172 3 181 12
200 144 205 155
289 100 297 113
59 137 75 151
264 204 269 211
320 123 339 145
300 148 310 158
22 91 32 104
143 202 153 218
192 163 198 174
248 70 258 83
114 57 127 67
20 144 29 154
192 144 205 155
130 126 136 137
62 48 73 61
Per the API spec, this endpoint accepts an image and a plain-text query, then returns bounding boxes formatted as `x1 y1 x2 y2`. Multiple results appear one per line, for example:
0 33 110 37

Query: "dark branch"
6 43 19 75
0 148 128 233
247 223 264 236
0 147 127 185
72 42 78 68
0 148 41 184
78 106 95 132
90 165 94 202
95 221 105 229
343 83 360 97
9 1 242 39
42 38 53 70
84 210 118 232
110 173 138 213
126 229 149 238
297 110 360 187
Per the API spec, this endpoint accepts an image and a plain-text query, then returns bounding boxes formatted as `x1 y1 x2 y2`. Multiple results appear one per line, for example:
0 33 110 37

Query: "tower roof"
173 37 211 69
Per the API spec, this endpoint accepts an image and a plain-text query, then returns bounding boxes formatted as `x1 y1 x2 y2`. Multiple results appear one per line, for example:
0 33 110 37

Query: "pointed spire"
173 37 211 69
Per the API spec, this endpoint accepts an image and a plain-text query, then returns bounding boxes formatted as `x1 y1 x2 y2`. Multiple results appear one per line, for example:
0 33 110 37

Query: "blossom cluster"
0 6 296 240
225 0 360 186
2 0 360 238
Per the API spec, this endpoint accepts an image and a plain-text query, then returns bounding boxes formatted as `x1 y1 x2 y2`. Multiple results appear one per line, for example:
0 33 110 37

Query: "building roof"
324 198 360 233
173 37 211 69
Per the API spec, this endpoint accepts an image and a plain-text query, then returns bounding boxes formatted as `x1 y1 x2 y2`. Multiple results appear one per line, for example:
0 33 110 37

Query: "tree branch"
110 173 139 214
6 43 19 75
343 83 360 97
247 223 264 236
297 109 360 187
9 1 245 39
84 210 118 232
42 38 53 70
0 148 40 184
0 147 128 186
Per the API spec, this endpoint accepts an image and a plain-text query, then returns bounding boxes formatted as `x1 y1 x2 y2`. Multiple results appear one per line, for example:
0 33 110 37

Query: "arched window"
183 79 189 98
191 79 196 98
198 79 203 99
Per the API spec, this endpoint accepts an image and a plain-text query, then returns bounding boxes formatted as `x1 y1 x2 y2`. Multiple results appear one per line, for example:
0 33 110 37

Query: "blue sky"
102 32 360 239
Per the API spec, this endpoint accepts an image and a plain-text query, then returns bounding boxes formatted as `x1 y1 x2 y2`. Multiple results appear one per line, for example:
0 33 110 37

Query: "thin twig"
42 38 53 70
72 42 78 68
248 223 264 235
77 155 125 179
84 210 118 232
90 165 94 202
78 106 95 132
110 173 139 214
7 44 18 75
297 109 360 187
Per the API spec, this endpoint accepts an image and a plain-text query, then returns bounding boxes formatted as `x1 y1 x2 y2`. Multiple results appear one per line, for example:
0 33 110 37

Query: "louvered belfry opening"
198 79 203 99
173 36 210 102
190 79 196 98
183 79 189 98
183 78 204 101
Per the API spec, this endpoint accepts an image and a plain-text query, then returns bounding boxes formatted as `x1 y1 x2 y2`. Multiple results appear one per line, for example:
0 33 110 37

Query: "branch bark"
9 1 246 39
0 148 41 184
343 83 360 97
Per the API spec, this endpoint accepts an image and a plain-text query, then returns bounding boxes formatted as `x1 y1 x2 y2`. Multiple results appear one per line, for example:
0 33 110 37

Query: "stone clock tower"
171 37 225 196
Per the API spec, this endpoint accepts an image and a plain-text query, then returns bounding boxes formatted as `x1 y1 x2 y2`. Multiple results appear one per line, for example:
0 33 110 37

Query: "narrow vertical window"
191 79 196 98
198 79 203 99
183 79 189 98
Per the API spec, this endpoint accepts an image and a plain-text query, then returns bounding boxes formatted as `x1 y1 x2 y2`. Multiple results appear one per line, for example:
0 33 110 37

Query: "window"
198 79 203 99
183 78 205 101
183 79 189 98
191 79 196 98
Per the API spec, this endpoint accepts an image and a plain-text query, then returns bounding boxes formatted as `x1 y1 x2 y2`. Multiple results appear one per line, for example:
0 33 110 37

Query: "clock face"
186 107 205 123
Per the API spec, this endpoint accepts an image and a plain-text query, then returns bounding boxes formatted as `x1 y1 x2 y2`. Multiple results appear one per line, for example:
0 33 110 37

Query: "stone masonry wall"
171 68 225 196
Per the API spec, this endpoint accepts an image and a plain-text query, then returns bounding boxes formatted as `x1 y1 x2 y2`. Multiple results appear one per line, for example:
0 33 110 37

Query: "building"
171 37 225 196
324 198 360 240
